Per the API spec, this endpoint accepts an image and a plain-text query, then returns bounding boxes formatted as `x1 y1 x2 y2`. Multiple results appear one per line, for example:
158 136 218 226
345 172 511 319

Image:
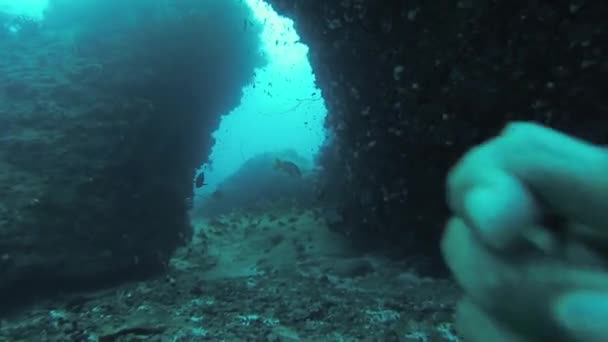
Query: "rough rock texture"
268 0 608 261
0 0 264 305
0 208 461 341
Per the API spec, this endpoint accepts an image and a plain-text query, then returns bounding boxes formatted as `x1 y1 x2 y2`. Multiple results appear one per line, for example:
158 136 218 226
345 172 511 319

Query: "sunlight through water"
200 0 328 192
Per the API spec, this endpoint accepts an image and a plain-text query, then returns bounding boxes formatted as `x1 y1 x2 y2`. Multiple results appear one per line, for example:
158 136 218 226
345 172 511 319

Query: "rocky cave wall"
268 0 608 261
0 0 265 306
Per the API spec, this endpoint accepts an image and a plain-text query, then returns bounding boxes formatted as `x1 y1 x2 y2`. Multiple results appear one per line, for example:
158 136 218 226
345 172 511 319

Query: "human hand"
442 122 608 341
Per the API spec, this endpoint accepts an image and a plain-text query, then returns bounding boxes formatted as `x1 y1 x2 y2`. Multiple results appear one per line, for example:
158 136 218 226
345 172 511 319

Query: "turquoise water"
202 0 327 193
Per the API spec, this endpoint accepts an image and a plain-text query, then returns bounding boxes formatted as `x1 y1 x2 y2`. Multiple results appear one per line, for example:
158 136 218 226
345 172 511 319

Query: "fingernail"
464 188 506 243
464 188 492 227
555 291 608 340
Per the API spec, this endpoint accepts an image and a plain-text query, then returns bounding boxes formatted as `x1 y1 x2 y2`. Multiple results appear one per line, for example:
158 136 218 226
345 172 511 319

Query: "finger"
446 134 540 249
440 217 607 341
447 121 608 248
441 217 518 303
456 298 530 342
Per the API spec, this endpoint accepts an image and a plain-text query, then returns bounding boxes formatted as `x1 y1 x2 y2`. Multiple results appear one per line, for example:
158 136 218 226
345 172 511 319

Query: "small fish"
195 172 207 188
274 158 302 177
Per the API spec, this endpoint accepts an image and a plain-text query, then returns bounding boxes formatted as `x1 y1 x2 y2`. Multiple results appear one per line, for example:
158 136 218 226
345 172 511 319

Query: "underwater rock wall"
0 0 264 304
268 1 608 258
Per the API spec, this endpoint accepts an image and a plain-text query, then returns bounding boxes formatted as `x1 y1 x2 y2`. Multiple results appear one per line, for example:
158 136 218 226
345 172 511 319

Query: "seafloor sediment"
0 207 460 341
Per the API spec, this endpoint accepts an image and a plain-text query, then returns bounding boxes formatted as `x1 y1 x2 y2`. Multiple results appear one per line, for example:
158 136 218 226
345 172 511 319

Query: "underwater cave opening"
193 0 329 211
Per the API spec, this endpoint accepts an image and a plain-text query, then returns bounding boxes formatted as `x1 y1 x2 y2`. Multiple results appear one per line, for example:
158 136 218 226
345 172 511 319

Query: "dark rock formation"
0 0 264 307
267 1 608 260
